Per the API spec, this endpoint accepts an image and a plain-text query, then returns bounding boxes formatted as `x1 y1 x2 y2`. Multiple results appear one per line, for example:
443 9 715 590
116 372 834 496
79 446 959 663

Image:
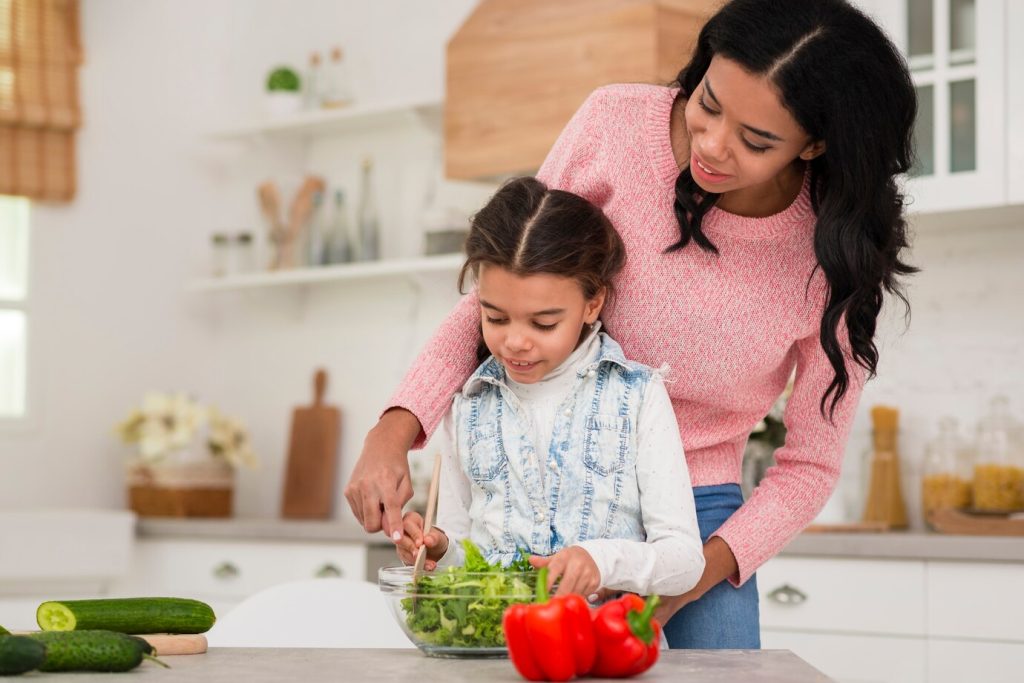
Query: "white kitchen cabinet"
926 639 1024 683
760 553 1024 683
1007 0 1024 204
758 556 926 636
117 539 368 617
854 0 1012 213
925 561 1024 642
762 630 927 683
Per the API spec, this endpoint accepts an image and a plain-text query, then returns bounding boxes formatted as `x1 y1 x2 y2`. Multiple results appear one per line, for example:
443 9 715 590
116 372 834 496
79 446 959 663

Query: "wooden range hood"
445 0 716 180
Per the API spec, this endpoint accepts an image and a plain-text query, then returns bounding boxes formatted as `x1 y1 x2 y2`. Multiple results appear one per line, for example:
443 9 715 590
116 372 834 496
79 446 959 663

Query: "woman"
345 0 916 649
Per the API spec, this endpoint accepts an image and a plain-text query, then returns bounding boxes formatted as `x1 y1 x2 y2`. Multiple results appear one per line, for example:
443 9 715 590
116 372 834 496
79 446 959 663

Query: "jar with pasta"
922 417 972 524
972 396 1024 513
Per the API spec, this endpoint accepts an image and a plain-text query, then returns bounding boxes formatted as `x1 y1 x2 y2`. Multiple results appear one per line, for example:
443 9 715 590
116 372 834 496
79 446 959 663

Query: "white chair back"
206 578 413 649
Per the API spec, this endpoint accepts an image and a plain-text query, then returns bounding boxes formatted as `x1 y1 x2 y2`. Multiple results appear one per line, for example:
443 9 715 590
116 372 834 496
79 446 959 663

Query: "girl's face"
477 264 605 384
684 55 825 196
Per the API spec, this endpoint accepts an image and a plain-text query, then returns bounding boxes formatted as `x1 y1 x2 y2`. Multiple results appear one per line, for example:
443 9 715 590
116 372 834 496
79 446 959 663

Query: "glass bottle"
972 396 1024 513
922 416 972 524
356 158 379 261
305 190 326 267
320 46 353 108
304 51 322 110
323 189 352 264
861 405 909 528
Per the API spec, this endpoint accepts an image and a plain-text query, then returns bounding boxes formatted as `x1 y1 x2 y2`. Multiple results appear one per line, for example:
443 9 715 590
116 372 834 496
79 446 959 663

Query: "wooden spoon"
413 452 443 577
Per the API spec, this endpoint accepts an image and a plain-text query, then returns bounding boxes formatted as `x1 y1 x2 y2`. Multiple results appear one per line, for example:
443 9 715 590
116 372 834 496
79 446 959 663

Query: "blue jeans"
663 483 761 649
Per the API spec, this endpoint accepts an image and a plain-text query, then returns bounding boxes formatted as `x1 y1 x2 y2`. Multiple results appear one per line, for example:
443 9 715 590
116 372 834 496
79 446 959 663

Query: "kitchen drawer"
926 638 1024 683
926 561 1024 642
125 539 366 602
762 629 926 683
758 556 926 636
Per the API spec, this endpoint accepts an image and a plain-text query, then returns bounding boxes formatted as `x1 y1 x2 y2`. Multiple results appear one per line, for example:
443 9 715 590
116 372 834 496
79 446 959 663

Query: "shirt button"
548 460 558 471
535 512 545 522
563 408 572 417
587 369 596 378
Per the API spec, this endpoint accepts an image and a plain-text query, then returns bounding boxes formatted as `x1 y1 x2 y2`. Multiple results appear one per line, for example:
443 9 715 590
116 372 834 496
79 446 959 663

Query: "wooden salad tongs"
413 452 443 577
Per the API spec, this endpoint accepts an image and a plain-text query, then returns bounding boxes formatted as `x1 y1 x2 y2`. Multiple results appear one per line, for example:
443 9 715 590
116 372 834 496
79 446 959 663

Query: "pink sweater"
389 84 865 586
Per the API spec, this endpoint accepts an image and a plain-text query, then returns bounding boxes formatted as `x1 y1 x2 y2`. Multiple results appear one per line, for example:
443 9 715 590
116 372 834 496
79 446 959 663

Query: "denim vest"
454 333 658 566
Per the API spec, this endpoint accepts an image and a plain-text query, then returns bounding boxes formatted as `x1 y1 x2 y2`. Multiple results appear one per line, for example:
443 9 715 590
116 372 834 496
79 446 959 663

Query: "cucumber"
0 636 46 675
0 625 9 636
37 597 215 634
28 630 151 672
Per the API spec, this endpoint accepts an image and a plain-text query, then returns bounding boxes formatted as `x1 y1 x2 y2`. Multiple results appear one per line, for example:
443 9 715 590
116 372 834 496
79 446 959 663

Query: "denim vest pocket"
467 427 508 482
583 414 632 476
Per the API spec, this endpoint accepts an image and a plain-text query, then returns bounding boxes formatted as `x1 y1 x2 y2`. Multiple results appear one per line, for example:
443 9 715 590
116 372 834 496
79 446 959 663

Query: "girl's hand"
395 511 449 571
529 547 601 597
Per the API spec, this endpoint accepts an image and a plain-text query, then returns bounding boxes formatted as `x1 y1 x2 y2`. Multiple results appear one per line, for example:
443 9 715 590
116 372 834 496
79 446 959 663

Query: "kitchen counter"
28 648 833 682
136 518 393 546
137 518 1024 563
780 530 1024 562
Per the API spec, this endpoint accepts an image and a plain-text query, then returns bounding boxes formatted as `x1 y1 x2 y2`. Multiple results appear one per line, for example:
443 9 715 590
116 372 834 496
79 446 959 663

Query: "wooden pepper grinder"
862 405 908 529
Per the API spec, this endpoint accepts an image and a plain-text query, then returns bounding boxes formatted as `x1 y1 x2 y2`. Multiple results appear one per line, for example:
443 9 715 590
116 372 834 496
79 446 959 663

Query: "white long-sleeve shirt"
432 325 705 596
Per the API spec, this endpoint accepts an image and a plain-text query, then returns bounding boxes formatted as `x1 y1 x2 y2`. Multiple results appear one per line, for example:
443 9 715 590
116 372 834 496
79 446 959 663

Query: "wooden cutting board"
12 633 207 656
281 368 342 519
139 633 208 655
928 507 1024 535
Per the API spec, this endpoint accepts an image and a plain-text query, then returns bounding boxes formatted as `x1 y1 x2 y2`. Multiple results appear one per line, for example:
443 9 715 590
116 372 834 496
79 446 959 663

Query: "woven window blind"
0 0 81 202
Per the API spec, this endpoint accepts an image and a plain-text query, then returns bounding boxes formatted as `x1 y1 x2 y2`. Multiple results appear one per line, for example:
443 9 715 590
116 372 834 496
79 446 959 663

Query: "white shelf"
207 98 442 140
186 253 464 292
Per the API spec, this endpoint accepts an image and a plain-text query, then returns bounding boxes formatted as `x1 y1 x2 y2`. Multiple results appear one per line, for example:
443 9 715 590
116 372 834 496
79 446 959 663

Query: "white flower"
115 393 256 470
207 408 259 470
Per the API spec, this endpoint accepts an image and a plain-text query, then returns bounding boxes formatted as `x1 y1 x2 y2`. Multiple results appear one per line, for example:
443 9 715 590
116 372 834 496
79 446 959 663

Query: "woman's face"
477 264 604 384
684 55 824 195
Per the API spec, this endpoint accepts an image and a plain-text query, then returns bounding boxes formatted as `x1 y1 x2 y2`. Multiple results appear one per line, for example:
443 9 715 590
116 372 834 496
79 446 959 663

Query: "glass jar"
233 232 256 274
922 416 972 523
210 232 230 277
972 396 1024 513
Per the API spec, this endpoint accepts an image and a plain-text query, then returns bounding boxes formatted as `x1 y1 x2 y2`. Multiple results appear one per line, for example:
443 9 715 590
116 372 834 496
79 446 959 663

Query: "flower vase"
126 459 235 518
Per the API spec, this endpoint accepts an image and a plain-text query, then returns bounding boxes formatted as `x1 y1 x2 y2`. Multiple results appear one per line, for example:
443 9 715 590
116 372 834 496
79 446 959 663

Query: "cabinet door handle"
767 584 807 605
315 563 343 578
213 562 240 580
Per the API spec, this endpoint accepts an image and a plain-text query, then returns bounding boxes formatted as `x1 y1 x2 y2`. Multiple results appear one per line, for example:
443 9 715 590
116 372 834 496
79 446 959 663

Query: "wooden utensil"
258 181 285 267
281 369 342 519
278 176 325 269
413 452 443 577
805 521 890 533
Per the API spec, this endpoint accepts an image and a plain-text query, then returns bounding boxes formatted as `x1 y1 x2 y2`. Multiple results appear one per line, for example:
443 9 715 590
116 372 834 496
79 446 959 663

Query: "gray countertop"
27 648 833 682
137 518 1024 563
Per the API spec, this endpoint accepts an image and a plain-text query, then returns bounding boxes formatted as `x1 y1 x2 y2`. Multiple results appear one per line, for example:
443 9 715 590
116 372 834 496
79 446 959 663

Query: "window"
0 196 29 419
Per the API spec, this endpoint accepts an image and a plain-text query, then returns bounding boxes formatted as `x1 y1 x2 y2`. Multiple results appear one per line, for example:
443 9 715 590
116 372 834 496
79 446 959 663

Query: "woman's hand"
395 511 449 571
530 547 602 598
655 536 740 624
343 409 423 541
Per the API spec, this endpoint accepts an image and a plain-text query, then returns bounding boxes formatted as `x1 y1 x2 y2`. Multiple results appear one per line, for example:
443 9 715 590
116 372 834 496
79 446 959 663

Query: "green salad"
400 540 536 648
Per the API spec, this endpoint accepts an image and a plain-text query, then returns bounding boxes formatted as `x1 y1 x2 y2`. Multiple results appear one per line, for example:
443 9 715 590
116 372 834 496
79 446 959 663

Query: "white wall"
0 0 482 516
1 1 1022 532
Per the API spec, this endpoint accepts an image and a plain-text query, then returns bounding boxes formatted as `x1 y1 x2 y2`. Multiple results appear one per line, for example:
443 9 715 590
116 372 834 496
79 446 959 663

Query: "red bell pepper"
590 593 662 678
502 567 597 682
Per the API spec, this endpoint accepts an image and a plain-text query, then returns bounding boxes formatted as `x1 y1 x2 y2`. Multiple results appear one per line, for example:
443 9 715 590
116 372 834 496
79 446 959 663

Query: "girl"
395 177 706 599
348 0 916 649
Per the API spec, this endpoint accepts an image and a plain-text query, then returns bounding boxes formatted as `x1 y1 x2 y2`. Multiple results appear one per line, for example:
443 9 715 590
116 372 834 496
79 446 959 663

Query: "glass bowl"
378 565 538 658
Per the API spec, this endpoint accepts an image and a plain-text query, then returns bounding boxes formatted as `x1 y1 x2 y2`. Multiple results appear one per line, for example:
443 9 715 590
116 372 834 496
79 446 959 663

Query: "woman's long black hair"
670 0 918 419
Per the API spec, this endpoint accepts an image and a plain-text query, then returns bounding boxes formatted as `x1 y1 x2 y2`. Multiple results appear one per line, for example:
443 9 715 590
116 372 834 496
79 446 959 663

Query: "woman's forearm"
654 536 739 624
